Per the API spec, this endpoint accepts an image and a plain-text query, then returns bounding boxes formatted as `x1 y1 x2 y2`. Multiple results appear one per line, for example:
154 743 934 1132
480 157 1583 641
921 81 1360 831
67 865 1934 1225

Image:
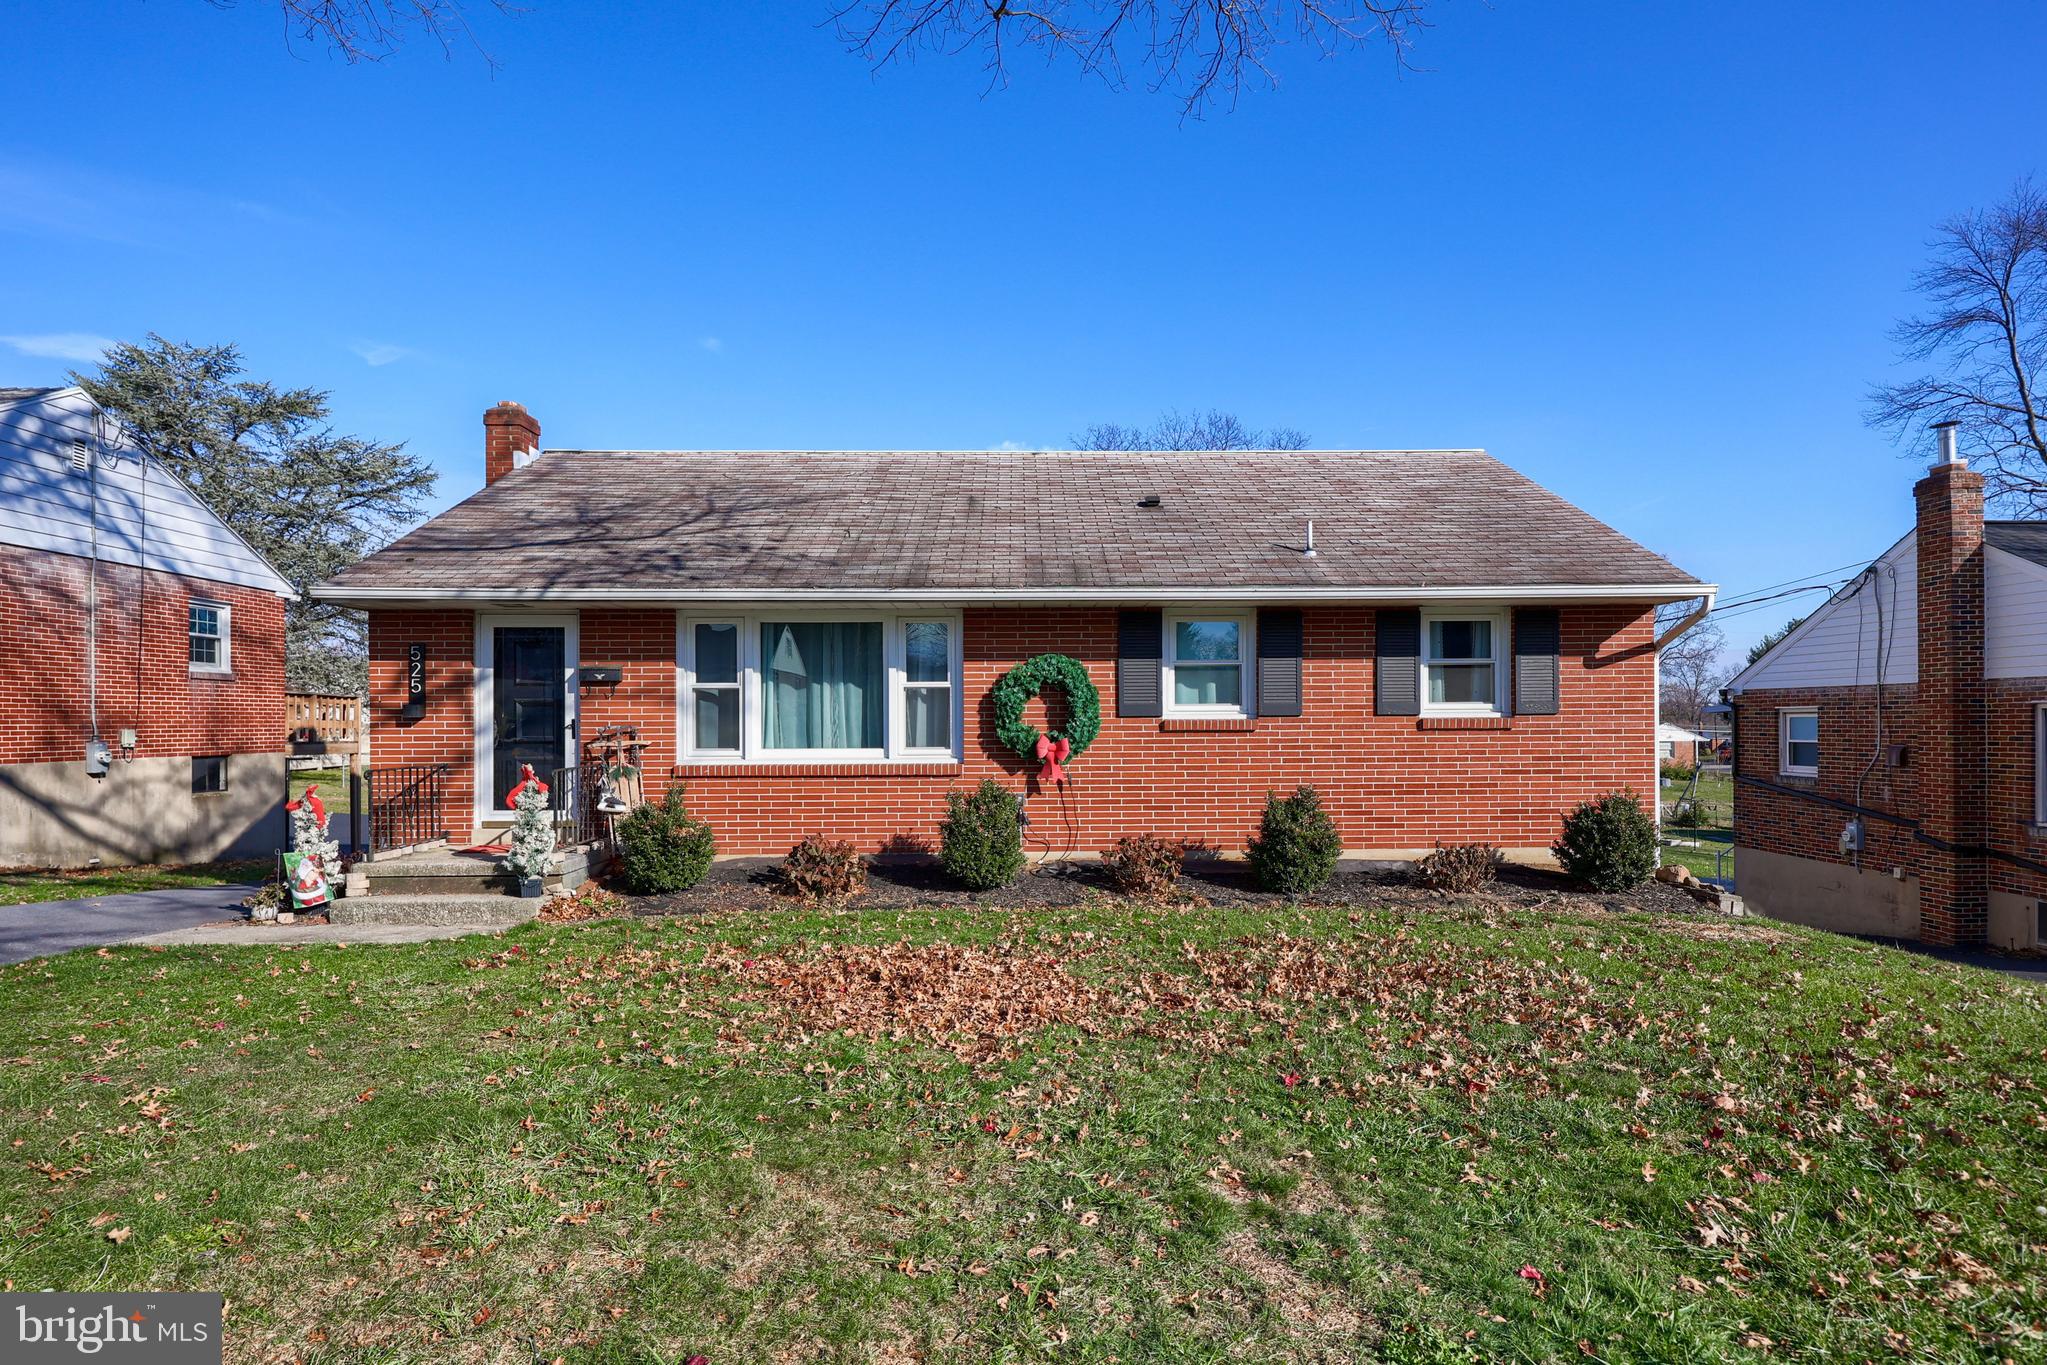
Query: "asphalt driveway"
0 884 255 965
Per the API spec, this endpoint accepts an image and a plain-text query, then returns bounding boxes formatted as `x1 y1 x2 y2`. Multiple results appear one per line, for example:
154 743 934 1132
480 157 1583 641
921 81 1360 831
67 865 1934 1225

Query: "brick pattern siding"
0 542 285 766
1733 461 2047 947
367 602 1658 857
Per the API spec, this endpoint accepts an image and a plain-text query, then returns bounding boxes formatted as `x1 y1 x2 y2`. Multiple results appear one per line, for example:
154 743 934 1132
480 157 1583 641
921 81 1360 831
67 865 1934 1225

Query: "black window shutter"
1375 609 1421 716
1117 609 1163 717
1514 607 1561 715
1256 608 1303 717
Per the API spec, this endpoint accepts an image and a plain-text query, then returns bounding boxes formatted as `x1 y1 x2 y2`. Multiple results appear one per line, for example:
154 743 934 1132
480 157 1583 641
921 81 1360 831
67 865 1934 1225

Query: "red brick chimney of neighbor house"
1914 422 1989 946
484 400 541 485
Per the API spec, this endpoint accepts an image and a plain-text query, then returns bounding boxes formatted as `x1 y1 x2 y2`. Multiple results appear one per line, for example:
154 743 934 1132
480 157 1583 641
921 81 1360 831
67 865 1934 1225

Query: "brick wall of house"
366 601 1658 856
0 542 286 765
1730 458 2047 947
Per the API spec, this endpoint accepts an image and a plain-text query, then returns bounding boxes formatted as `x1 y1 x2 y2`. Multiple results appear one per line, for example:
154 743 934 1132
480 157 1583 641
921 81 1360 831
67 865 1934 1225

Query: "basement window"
191 756 227 794
1778 708 1819 778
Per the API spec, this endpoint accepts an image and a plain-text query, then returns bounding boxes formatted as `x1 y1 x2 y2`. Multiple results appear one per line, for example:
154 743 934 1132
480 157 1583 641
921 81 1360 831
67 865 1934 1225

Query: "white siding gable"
1728 533 1916 692
1986 544 2047 679
0 388 291 597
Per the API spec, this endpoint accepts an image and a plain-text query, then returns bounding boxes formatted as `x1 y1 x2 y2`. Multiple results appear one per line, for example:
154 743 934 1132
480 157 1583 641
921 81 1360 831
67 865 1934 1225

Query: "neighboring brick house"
313 402 1709 861
0 387 293 866
1726 432 2047 949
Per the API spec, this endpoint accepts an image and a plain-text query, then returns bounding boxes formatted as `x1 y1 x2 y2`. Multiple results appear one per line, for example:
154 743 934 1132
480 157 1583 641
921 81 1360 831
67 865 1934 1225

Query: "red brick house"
0 387 292 866
1727 431 2046 949
313 402 1708 862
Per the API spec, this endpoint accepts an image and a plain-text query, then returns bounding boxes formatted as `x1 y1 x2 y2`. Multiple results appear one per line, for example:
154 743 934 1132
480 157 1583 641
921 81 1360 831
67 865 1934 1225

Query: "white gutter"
313 582 1716 607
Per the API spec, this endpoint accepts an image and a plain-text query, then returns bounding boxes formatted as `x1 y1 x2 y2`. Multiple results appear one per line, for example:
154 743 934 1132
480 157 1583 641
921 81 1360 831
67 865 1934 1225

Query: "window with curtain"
691 622 741 753
902 620 953 751
1165 614 1247 713
1422 615 1501 712
761 621 885 751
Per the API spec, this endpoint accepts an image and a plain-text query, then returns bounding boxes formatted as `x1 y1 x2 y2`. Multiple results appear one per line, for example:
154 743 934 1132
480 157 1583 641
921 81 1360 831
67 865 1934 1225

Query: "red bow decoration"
1034 735 1072 787
284 783 326 829
505 763 550 806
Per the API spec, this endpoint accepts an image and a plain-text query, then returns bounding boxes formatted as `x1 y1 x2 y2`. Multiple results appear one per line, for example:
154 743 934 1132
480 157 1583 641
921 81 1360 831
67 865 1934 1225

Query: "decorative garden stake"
990 654 1101 786
503 764 555 896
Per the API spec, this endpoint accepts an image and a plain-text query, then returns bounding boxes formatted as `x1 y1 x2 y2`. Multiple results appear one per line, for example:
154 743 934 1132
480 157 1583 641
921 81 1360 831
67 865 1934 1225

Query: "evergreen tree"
74 336 436 694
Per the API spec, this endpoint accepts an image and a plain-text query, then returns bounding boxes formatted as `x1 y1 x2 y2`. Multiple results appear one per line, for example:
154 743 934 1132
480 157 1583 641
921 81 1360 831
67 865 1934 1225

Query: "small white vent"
68 439 91 473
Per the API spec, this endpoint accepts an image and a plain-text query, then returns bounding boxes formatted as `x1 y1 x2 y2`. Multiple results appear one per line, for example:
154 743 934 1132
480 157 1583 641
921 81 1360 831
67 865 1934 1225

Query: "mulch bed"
622 857 1717 919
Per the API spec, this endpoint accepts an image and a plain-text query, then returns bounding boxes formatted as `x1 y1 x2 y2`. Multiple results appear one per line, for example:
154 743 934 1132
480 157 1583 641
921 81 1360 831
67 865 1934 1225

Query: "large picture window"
679 613 961 762
1421 611 1505 715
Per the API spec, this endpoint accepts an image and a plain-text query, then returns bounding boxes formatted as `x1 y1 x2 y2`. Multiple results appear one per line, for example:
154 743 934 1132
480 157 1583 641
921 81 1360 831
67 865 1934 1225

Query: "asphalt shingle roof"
318 448 1701 599
1987 521 2047 570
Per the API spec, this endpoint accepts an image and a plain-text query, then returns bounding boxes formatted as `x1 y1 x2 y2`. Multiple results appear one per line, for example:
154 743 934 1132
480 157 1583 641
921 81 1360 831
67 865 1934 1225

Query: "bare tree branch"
1867 181 2047 512
1072 408 1310 450
831 0 1430 115
209 1 517 66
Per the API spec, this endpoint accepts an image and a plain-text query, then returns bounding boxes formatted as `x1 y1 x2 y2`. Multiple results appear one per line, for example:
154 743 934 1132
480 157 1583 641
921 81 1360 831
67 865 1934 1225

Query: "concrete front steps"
334 841 610 926
329 893 538 928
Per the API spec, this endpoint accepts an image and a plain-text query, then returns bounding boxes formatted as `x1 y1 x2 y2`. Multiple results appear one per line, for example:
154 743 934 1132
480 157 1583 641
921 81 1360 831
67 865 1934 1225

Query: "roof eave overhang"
313 582 1714 608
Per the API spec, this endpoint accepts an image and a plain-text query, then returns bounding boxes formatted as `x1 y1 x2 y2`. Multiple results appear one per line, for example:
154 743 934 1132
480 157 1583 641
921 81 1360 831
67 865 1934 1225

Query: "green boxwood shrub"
1247 785 1342 895
615 786 716 894
1553 790 1658 891
940 780 1025 890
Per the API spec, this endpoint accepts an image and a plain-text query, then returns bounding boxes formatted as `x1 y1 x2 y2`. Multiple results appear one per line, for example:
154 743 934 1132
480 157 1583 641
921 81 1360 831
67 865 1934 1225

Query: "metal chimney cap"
1930 420 1963 469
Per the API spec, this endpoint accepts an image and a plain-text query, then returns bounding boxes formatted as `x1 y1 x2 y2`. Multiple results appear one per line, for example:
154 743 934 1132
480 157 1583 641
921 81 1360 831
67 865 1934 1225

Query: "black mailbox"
579 664 624 687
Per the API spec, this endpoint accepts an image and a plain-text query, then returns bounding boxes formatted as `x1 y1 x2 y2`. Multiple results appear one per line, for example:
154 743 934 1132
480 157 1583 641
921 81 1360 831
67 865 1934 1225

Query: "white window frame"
1420 608 1509 717
677 610 963 764
681 619 745 758
1162 610 1255 719
188 599 231 675
1778 707 1819 778
897 617 960 758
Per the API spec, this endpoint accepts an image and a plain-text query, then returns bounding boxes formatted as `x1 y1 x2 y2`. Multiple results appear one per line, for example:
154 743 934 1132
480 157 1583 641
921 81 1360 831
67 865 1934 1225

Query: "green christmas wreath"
990 653 1102 764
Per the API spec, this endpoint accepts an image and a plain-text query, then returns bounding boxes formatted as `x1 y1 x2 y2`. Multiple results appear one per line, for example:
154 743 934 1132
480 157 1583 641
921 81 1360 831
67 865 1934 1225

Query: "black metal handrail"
365 763 451 855
550 761 609 849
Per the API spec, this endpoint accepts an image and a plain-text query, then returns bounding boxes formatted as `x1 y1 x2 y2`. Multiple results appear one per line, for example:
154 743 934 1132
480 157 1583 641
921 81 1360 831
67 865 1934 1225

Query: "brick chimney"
483 401 541 485
1913 424 1987 945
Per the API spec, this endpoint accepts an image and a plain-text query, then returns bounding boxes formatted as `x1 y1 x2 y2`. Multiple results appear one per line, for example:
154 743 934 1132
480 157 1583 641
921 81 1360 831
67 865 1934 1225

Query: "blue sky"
3 2 2042 658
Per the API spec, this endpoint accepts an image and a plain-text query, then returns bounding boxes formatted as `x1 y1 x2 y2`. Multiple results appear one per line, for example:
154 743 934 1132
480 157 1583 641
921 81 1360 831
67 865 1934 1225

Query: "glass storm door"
492 626 566 809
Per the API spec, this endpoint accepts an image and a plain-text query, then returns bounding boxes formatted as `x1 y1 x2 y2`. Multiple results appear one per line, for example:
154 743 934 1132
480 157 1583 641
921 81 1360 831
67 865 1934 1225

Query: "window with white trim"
1779 708 1819 778
1421 611 1506 715
189 600 230 674
687 622 742 755
900 620 954 753
678 613 962 762
1162 612 1251 717
191 755 227 794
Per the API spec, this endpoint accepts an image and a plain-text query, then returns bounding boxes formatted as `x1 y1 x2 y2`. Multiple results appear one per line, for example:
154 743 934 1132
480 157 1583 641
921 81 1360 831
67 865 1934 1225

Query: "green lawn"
2 901 2043 1362
0 859 271 907
290 765 355 815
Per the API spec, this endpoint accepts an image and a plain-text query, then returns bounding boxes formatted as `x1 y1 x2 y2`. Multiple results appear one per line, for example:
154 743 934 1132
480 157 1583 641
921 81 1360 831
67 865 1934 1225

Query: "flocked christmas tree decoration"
286 784 341 872
503 764 556 888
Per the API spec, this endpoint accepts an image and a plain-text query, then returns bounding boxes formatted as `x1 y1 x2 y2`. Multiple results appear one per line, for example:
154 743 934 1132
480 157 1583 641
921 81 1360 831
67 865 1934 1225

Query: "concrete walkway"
0 883 257 965
0 882 526 963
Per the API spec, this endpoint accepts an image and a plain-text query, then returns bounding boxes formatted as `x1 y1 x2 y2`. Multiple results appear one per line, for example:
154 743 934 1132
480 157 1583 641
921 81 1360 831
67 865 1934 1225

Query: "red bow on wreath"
1034 735 1072 787
284 783 326 829
505 763 550 806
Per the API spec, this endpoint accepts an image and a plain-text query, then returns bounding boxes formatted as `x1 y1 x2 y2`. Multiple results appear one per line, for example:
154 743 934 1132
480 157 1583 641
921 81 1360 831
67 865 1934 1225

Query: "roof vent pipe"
1304 519 1317 558
1932 420 1962 468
